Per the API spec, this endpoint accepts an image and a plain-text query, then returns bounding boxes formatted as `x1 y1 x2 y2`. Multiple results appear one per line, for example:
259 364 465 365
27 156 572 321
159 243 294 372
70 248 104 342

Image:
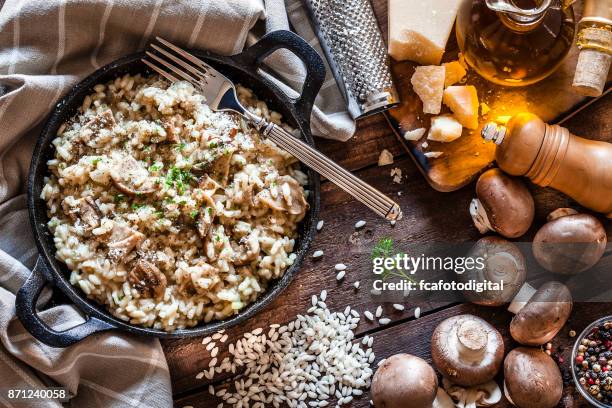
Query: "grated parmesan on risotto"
41 74 309 331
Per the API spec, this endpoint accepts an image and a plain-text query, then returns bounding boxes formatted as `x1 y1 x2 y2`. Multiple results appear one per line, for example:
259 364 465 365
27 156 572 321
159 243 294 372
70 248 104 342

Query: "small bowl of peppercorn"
572 316 612 407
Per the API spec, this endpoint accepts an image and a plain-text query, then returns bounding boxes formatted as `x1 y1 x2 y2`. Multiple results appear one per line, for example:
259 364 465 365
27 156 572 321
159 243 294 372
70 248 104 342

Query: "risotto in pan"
41 74 308 331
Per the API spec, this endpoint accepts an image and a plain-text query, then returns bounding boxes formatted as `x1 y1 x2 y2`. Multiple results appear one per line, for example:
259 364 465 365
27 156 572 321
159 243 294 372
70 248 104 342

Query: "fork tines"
142 37 215 87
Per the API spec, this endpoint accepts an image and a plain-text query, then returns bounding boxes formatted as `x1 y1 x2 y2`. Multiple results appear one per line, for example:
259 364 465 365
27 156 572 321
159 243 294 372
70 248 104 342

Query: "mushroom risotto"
41 74 309 331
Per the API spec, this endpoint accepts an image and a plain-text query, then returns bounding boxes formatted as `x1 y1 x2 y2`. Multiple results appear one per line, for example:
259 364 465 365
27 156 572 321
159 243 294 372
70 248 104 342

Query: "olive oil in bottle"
456 0 576 86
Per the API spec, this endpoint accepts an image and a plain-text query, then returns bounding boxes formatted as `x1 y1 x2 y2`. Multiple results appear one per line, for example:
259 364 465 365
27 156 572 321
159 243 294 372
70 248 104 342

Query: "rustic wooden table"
166 2 612 406
166 92 611 407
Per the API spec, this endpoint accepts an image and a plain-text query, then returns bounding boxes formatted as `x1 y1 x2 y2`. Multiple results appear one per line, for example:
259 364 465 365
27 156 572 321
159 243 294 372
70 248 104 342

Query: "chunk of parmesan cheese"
411 65 445 115
442 85 479 129
388 0 461 65
427 115 463 142
443 61 467 87
403 127 427 141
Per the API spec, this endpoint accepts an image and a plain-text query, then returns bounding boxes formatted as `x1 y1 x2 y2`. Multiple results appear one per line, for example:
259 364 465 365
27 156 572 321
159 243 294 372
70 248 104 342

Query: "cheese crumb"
403 127 427 141
378 149 394 166
390 167 403 184
480 102 491 115
424 151 444 159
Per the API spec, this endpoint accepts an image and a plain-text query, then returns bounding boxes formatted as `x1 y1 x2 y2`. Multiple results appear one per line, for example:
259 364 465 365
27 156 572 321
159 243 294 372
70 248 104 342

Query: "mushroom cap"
371 354 438 408
532 213 607 274
475 169 535 238
510 281 572 346
431 315 504 386
460 236 526 306
504 347 563 408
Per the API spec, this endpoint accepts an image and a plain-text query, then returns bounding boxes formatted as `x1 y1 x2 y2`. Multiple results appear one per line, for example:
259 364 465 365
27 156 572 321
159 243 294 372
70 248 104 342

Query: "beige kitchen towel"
0 0 353 407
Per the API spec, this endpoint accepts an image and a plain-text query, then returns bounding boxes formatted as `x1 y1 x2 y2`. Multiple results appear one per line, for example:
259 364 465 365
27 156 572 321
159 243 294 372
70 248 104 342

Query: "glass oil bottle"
456 0 576 86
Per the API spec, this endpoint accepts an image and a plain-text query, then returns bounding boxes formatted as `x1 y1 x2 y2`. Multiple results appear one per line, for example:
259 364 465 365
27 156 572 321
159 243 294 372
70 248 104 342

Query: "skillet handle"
237 29 326 131
15 260 114 348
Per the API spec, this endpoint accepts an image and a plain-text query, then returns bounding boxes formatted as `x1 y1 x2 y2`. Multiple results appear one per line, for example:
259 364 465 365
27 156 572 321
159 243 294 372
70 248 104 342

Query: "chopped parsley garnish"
173 142 187 151
206 207 213 216
190 210 199 219
165 166 193 195
113 193 126 203
208 141 218 149
131 202 147 210
149 163 163 172
92 157 102 165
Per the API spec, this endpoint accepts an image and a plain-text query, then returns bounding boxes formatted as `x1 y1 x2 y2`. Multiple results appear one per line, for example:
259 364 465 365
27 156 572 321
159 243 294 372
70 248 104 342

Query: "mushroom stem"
432 388 455 408
469 198 493 234
456 320 488 362
507 283 537 315
503 382 516 406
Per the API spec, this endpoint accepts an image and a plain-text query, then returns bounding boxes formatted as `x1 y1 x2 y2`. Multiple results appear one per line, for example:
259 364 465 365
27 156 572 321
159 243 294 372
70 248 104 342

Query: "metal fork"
143 37 402 221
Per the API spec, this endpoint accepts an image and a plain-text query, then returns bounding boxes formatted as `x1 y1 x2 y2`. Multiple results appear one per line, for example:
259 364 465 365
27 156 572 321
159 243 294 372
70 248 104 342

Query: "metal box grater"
301 0 399 118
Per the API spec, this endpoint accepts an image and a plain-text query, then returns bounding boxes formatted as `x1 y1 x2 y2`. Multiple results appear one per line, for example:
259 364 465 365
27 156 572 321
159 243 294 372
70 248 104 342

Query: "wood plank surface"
166 4 612 406
165 86 611 408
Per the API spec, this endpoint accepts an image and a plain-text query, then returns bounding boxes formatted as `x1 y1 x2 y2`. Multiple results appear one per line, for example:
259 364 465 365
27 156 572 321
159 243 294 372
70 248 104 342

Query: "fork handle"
258 122 402 221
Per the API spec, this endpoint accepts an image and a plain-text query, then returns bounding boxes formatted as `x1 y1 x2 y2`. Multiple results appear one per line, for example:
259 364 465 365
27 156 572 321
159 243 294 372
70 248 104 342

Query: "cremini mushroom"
371 354 438 408
193 145 235 185
128 259 167 298
232 229 260 265
431 315 504 386
110 155 157 196
503 348 563 408
105 221 145 262
278 176 309 220
508 281 572 346
460 236 526 306
255 177 309 220
442 378 502 408
533 209 607 274
470 169 534 238
79 109 116 142
64 197 102 229
197 195 216 239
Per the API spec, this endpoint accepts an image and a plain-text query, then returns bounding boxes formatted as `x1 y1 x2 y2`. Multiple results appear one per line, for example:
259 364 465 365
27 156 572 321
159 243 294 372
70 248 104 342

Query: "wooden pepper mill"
482 112 612 217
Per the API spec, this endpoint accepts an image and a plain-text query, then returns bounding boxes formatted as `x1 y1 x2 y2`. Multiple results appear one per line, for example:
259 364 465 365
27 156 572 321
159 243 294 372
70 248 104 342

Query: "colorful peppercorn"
575 320 612 405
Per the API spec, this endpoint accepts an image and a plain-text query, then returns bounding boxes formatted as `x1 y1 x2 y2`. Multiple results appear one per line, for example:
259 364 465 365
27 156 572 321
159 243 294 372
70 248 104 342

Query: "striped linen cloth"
0 1 353 407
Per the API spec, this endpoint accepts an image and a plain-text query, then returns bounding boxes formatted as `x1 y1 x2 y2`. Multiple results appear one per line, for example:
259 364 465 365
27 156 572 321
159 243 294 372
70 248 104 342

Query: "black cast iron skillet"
16 30 324 347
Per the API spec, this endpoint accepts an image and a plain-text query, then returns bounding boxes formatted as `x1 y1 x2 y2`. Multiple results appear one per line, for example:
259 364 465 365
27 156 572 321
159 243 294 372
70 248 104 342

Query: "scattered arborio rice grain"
197 291 374 407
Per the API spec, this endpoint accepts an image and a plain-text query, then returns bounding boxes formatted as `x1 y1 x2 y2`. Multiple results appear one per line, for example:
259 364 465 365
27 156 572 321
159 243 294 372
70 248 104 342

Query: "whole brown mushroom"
431 315 504 386
508 281 572 346
470 169 535 238
460 236 526 306
371 354 438 408
504 347 563 408
533 209 607 274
